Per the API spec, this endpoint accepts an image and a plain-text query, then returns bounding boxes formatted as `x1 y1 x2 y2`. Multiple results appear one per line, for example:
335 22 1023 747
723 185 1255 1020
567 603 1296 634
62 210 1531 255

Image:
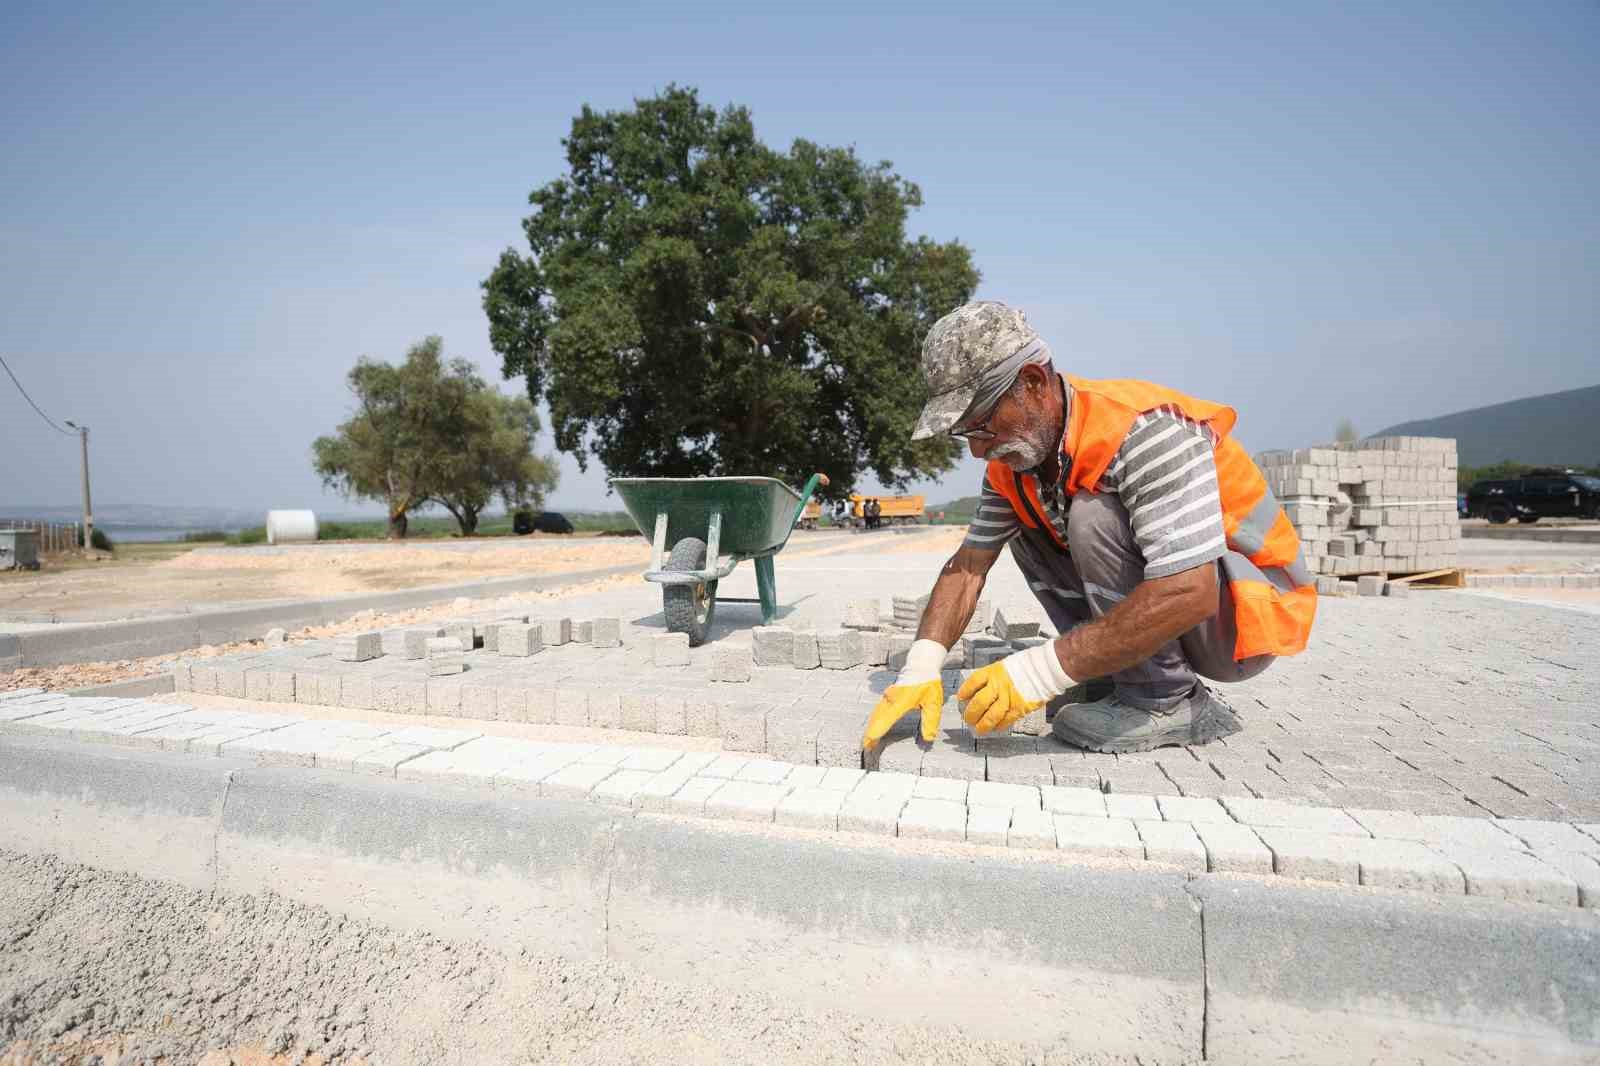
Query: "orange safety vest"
985 375 1317 660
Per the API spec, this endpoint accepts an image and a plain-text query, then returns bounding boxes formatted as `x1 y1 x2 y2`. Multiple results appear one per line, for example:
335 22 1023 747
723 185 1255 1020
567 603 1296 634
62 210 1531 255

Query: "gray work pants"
1006 490 1274 709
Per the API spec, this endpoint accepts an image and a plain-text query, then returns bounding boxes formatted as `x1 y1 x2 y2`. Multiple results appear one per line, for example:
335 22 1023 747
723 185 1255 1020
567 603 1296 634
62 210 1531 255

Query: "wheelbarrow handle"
790 472 831 531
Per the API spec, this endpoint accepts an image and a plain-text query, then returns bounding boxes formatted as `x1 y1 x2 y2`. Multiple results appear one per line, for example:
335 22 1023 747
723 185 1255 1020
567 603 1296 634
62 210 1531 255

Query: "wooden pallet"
1386 567 1466 589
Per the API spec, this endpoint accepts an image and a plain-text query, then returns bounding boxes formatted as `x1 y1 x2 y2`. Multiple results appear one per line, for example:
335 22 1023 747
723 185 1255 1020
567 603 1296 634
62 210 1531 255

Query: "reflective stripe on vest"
983 375 1316 660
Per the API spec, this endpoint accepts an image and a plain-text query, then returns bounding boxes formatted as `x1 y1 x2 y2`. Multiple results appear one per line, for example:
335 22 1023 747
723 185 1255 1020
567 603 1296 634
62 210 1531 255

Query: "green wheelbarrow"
610 473 831 646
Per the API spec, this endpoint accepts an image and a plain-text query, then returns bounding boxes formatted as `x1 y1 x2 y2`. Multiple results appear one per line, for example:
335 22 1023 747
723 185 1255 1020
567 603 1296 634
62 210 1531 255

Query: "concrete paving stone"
494 752 582 793
268 668 296 703
1578 825 1600 849
1006 805 1056 849
1041 785 1107 817
618 692 656 732
1136 820 1207 872
575 745 633 767
222 725 350 768
791 632 821 670
652 633 690 667
555 689 589 728
458 677 499 719
775 786 848 830
216 665 247 699
918 742 986 781
189 663 219 695
540 760 619 800
184 725 274 756
425 678 464 715
1351 838 1465 895
700 754 749 779
383 724 481 749
898 798 968 842
402 627 445 659
704 780 790 822
784 765 829 789
1193 822 1274 875
1222 796 1370 836
538 618 573 647
877 738 924 775
591 618 622 648
664 775 723 815
1054 815 1143 860
984 751 1055 787
498 624 543 658
718 701 768 752
1494 819 1598 854
711 641 754 682
860 632 890 667
1097 763 1178 796
815 719 863 769
969 780 1042 810
512 687 547 725
1429 842 1579 906
752 626 796 667
1049 754 1103 791
0 699 67 723
766 711 821 765
337 672 375 711
974 733 1037 759
1345 807 1429 840
574 620 594 644
588 691 622 729
592 769 656 808
291 669 326 706
0 688 44 700
653 692 688 735
911 775 968 802
244 667 273 702
1418 814 1523 851
334 631 383 662
1156 795 1233 824
734 758 794 784
1104 793 1162 821
966 805 1011 846
1255 827 1361 884
123 718 222 752
838 790 908 836
685 695 719 738
819 767 866 792
842 599 880 630
1530 850 1600 907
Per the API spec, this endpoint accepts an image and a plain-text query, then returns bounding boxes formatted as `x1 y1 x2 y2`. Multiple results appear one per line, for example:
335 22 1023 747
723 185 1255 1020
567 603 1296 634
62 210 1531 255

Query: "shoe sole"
1050 694 1243 754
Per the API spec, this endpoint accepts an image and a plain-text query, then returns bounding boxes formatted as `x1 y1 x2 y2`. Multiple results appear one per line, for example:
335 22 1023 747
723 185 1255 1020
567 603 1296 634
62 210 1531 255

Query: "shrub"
228 526 268 545
183 530 230 543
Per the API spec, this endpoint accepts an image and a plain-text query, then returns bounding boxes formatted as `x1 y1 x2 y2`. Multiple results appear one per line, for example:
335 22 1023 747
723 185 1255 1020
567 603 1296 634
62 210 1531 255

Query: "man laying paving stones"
863 300 1317 754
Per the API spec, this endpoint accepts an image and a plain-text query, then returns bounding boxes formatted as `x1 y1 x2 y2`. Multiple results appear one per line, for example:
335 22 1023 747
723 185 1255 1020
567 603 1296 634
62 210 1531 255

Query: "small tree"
313 336 557 538
1335 418 1358 444
429 390 560 535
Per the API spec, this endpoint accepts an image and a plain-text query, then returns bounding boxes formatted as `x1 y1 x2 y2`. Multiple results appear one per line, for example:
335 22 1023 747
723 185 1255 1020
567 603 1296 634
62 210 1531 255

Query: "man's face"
953 371 1057 472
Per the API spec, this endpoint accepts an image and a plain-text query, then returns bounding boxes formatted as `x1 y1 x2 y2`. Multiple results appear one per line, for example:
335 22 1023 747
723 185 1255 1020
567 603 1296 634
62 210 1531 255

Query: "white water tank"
266 510 318 545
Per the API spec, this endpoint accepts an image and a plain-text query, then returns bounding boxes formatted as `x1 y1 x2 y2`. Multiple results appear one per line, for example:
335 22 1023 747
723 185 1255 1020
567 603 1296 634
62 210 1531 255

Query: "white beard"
990 437 1048 470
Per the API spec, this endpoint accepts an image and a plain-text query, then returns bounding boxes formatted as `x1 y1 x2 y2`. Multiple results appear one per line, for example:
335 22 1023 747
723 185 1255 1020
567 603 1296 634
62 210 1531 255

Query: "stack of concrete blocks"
426 637 465 676
401 627 445 660
496 624 542 658
1254 437 1460 580
332 632 382 663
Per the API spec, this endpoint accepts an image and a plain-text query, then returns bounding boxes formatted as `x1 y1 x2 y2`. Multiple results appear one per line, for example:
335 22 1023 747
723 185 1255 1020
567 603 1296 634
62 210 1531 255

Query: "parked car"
1457 492 1469 518
512 510 575 535
1464 471 1600 524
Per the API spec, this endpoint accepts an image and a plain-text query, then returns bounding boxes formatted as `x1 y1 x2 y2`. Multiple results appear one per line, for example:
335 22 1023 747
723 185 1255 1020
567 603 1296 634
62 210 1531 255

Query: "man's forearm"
916 560 986 648
1054 568 1217 680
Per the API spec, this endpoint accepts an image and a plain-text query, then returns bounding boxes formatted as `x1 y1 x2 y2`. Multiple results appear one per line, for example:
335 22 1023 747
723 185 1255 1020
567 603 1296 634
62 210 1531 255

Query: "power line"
0 353 76 436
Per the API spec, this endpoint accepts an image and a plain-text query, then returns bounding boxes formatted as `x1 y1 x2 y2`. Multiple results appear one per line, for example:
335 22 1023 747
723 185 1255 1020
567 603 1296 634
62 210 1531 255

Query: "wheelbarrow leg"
754 555 777 625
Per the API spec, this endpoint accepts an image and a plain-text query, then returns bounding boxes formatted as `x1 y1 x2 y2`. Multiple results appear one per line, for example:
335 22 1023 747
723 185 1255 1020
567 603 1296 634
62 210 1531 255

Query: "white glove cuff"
1007 641 1075 705
899 639 947 685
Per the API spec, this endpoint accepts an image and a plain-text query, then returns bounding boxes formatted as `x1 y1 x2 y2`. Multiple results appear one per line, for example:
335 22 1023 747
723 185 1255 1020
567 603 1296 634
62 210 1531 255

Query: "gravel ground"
0 849 1155 1066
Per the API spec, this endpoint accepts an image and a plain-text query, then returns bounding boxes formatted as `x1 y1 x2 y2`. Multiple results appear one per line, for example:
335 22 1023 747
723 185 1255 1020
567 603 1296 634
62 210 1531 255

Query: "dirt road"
0 849 1143 1066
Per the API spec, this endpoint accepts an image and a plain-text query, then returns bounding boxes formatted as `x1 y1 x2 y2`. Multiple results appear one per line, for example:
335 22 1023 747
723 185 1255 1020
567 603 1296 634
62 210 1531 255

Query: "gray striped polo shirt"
964 401 1228 580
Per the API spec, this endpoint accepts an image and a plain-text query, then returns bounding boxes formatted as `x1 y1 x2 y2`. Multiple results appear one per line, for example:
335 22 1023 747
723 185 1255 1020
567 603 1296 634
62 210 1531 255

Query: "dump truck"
847 494 925 527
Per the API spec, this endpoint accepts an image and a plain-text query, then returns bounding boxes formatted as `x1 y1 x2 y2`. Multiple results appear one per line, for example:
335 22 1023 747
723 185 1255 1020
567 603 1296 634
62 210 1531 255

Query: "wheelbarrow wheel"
663 536 717 647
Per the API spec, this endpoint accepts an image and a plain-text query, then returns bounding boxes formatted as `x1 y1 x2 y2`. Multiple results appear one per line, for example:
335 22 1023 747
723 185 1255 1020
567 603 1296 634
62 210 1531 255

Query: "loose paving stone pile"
1256 436 1460 579
6 686 1598 909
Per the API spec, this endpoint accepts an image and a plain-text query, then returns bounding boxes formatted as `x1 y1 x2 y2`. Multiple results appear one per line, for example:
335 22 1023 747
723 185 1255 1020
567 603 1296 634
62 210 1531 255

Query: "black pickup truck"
1464 470 1600 524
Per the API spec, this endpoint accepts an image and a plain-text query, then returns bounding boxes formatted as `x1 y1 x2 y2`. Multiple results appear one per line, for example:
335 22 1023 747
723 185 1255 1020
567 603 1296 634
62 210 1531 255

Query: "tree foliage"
312 336 559 537
1335 418 1358 444
482 85 979 495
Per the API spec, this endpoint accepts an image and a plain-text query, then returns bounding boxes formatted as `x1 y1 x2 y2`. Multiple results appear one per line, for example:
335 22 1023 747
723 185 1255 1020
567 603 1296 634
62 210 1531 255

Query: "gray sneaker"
1050 682 1242 753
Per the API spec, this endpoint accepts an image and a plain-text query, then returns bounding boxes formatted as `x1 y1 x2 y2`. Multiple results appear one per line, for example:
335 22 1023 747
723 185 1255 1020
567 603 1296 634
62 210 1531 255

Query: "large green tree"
312 336 559 537
482 86 979 494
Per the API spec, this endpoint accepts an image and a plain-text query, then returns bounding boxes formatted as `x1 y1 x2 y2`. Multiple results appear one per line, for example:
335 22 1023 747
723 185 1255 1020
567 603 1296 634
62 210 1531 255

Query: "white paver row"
4 686 1599 908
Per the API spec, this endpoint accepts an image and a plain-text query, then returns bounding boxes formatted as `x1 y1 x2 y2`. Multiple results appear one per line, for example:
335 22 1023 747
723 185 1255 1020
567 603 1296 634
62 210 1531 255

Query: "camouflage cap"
911 301 1040 440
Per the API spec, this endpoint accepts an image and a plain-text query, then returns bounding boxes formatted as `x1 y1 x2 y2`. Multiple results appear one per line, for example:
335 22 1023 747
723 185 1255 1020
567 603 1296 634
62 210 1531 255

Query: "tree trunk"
388 511 408 539
458 508 479 537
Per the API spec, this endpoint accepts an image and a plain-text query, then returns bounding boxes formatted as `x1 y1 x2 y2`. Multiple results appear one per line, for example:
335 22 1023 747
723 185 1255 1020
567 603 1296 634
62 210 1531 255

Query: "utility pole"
65 421 93 551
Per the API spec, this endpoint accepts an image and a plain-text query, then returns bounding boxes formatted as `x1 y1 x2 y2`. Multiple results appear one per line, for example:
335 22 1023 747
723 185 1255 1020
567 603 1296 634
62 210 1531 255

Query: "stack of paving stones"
1254 436 1461 592
6 685 1599 908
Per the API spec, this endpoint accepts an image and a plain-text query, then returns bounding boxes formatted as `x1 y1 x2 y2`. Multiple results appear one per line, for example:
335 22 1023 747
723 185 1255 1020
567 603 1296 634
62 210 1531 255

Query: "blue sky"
2 0 1596 515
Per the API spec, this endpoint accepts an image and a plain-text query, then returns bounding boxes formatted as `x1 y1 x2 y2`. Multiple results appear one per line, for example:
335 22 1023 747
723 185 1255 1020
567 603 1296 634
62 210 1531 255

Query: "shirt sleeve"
962 478 1021 550
1106 411 1228 579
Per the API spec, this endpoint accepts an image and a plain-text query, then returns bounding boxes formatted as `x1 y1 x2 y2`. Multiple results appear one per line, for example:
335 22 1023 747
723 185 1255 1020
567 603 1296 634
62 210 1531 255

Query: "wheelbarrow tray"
611 476 806 561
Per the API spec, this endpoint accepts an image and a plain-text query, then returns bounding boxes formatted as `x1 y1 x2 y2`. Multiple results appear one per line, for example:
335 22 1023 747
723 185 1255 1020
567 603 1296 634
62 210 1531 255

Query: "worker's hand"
957 641 1075 735
862 638 947 751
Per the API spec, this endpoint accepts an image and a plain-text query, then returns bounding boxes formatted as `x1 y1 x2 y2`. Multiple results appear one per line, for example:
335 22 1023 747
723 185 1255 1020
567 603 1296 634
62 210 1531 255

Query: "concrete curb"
1461 525 1600 544
66 673 176 698
4 562 642 668
1 732 1595 1063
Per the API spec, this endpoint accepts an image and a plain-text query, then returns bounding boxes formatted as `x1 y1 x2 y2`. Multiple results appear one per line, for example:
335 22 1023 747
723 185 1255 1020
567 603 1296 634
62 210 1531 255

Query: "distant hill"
1374 384 1600 468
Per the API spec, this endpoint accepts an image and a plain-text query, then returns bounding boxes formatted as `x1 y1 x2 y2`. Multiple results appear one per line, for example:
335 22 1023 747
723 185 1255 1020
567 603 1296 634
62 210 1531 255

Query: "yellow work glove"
957 641 1075 736
861 638 947 751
